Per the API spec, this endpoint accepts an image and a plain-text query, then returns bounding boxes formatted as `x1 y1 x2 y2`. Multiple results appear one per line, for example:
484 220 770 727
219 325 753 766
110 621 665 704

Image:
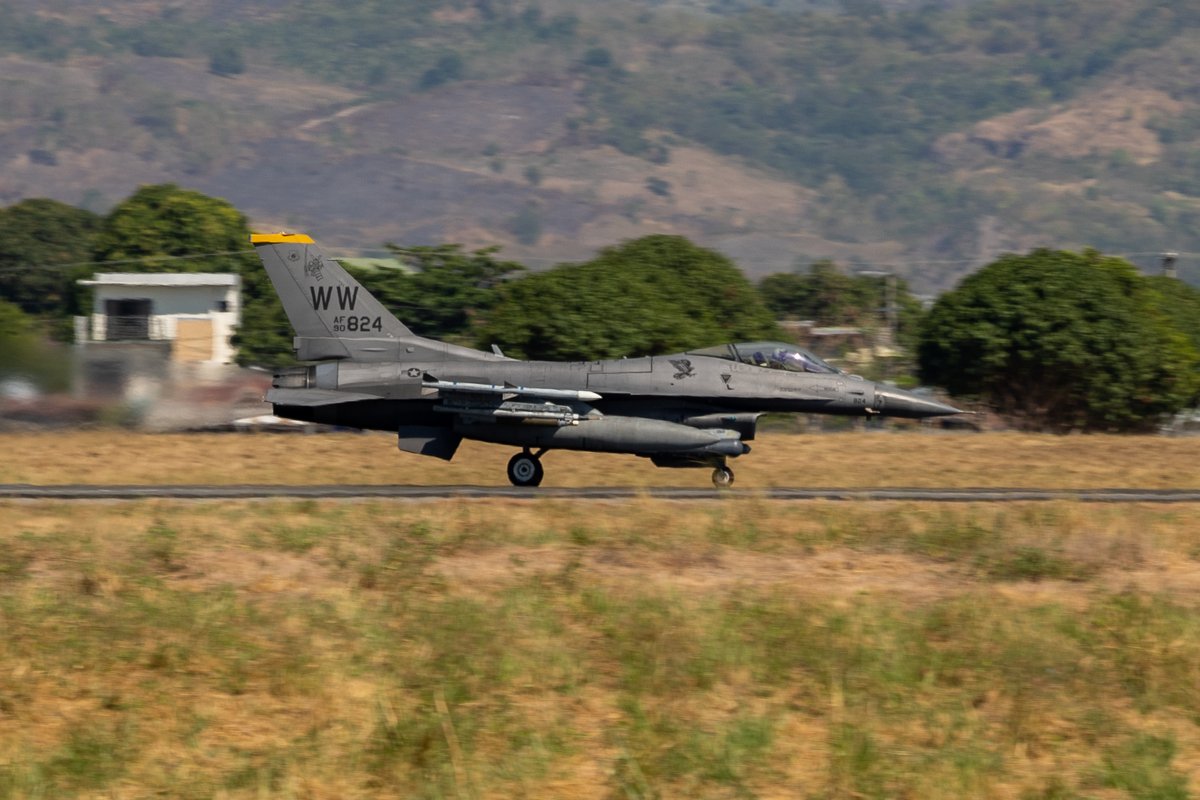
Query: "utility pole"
856 269 897 380
856 270 896 348
1161 252 1178 279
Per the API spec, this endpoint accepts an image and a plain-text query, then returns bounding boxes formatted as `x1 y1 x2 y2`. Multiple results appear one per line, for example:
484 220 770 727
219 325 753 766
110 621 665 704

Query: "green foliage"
418 52 465 90
232 266 295 368
0 299 36 341
507 202 542 245
979 546 1087 583
363 243 525 344
44 723 134 792
1144 276 1200 369
0 199 101 317
0 299 72 392
580 46 614 69
644 177 671 197
759 261 925 353
760 261 869 323
1101 734 1190 800
919 249 1200 431
477 235 779 360
93 184 253 273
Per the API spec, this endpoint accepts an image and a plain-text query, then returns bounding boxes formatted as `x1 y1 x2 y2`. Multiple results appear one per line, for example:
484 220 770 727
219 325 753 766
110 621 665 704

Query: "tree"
418 53 465 90
508 202 542 245
580 47 614 69
0 299 35 340
1145 276 1200 354
93 184 254 273
760 260 871 324
233 264 296 368
918 249 1200 431
0 198 101 317
758 261 925 349
366 243 525 345
0 299 69 393
476 235 778 360
1144 275 1200 407
91 184 293 367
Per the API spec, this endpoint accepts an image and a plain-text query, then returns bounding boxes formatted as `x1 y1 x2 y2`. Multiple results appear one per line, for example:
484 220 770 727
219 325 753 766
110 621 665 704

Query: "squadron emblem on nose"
669 358 695 380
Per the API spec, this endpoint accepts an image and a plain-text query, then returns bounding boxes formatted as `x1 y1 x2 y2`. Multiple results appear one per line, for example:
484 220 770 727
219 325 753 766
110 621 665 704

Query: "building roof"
79 273 241 288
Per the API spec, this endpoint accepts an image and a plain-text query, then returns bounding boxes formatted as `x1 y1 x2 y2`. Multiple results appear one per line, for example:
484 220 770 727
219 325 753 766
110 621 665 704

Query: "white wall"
88 283 241 364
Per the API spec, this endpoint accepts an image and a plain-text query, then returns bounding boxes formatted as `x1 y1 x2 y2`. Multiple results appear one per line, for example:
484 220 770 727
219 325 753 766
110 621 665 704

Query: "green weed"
0 538 33 583
910 516 991 561
979 546 1089 582
1101 734 1189 800
38 721 137 794
269 523 324 553
829 723 890 799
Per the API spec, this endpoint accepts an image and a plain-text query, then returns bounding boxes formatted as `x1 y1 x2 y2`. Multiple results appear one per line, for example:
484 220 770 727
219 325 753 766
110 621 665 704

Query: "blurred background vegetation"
3 183 1200 433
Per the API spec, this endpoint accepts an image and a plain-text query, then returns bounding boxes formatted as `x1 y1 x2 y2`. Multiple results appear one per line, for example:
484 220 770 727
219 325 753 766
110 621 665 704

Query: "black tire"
711 466 734 488
507 452 544 487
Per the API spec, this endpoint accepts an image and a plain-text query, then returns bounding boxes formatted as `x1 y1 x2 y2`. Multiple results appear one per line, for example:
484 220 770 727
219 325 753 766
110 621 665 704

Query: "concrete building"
76 273 241 364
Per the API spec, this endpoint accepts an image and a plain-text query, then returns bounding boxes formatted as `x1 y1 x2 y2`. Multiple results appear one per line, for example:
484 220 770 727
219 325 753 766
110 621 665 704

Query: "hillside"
1 0 1199 291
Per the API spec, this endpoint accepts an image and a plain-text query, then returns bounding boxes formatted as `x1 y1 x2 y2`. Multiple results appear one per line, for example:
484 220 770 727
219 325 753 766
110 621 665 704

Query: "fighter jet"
251 233 959 487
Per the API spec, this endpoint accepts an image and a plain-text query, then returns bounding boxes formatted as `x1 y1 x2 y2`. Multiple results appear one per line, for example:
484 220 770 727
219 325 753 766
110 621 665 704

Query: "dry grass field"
3 431 1200 798
1 430 1198 488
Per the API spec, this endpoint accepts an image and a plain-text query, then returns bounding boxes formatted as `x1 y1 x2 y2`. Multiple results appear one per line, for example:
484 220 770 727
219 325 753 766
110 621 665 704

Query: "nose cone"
873 386 961 418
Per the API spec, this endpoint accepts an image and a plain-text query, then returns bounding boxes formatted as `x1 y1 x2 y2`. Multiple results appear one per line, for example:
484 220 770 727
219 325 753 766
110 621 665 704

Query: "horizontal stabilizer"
267 387 382 407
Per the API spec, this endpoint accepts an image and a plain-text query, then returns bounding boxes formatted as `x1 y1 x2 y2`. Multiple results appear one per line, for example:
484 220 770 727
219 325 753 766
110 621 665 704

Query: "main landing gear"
507 449 545 487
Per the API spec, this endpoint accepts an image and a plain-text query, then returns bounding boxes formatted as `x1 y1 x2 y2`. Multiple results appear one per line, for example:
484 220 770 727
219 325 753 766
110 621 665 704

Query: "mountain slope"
1 0 1198 291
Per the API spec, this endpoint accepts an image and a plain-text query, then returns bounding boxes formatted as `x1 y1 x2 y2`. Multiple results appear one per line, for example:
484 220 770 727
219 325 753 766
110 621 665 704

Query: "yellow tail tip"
250 232 315 245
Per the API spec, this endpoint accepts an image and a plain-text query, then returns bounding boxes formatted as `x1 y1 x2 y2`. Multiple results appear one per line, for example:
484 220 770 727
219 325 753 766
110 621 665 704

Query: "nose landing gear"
507 449 545 487
711 464 734 488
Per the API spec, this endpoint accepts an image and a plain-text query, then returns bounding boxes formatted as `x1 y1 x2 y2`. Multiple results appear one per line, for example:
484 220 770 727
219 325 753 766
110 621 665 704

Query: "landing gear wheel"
711 465 734 489
507 451 544 487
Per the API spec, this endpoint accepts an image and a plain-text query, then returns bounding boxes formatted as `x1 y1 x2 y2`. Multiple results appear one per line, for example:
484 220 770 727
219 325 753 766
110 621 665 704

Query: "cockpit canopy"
687 342 842 374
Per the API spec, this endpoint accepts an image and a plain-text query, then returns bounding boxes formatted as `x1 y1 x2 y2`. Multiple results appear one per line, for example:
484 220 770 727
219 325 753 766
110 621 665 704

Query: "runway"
2 485 1200 501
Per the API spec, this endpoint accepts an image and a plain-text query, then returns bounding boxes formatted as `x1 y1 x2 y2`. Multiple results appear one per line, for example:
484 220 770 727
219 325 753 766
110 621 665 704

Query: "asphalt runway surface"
2 485 1200 502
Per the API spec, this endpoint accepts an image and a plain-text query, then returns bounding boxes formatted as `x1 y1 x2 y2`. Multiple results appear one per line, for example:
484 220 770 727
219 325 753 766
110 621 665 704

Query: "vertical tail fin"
251 233 412 360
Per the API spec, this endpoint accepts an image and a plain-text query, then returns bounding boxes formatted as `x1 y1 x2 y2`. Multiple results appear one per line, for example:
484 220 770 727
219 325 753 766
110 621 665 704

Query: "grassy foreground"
1 430 1199 488
2 498 1200 798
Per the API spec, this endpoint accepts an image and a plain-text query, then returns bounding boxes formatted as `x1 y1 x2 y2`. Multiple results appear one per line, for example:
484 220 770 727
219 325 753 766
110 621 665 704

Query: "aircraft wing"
266 387 383 406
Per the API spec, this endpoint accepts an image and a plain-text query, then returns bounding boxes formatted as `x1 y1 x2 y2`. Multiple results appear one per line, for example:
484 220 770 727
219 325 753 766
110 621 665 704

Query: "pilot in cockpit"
745 345 839 374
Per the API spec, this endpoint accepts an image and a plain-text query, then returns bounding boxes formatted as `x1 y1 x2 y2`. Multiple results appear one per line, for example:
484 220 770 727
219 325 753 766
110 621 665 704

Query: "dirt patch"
434 545 970 602
939 87 1185 166
173 546 338 597
315 84 579 156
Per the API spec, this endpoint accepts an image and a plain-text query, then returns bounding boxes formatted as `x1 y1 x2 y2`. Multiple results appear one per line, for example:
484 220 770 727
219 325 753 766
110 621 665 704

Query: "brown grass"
3 498 1200 797
1 429 1198 488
